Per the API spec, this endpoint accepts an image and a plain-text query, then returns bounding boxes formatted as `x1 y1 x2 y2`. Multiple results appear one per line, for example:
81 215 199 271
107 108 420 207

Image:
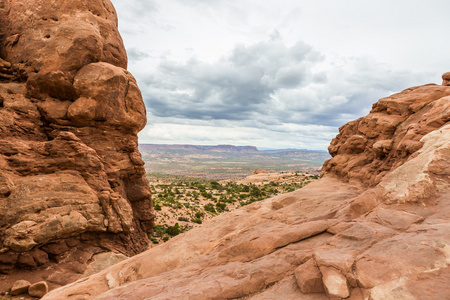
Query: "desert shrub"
204 203 216 213
153 225 165 237
250 186 262 197
178 217 189 222
191 218 202 224
210 180 222 190
154 203 162 211
195 211 204 219
216 202 227 212
150 236 159 244
201 191 213 199
162 236 170 242
197 184 206 191
241 198 258 206
166 223 181 236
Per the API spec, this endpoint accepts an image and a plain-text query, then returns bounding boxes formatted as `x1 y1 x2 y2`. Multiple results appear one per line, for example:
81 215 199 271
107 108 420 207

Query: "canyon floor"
148 171 319 244
139 145 329 179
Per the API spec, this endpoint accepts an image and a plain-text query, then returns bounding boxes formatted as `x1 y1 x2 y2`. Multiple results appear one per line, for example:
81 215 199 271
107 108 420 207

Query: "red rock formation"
0 0 154 288
323 82 450 186
43 74 450 299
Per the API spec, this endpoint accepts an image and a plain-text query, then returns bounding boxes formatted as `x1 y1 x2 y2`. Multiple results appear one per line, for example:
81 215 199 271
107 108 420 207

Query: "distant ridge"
262 148 328 153
139 144 259 153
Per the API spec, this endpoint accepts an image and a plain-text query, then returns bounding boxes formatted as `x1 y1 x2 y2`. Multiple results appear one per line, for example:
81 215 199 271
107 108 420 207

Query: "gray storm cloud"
139 38 425 129
110 0 445 149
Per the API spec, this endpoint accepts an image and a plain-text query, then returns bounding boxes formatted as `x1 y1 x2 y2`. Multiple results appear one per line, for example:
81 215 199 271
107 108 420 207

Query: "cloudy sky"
110 0 450 150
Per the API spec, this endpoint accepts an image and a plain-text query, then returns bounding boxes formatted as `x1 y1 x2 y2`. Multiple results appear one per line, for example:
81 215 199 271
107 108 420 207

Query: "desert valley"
1 0 450 300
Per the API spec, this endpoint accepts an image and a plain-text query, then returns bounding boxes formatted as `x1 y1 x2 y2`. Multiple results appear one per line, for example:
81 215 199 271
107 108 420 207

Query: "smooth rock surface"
320 266 349 299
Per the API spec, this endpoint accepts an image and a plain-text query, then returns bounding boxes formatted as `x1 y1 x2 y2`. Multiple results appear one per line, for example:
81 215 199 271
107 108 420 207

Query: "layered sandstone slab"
0 0 153 288
44 77 450 299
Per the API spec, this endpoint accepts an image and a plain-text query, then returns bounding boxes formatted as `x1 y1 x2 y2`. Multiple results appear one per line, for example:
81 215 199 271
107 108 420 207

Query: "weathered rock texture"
0 0 154 288
44 77 450 299
323 81 450 186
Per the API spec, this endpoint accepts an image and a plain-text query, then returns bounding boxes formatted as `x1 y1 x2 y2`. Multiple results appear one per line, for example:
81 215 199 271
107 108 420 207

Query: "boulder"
10 280 31 296
28 281 49 298
294 258 325 294
17 253 37 269
319 266 349 299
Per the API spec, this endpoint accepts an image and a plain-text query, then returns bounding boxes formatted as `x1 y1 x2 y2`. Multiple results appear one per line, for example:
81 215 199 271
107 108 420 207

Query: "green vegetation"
151 223 190 242
148 173 319 244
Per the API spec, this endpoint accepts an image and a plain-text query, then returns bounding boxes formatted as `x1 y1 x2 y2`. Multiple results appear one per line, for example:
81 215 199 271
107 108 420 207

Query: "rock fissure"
272 229 329 253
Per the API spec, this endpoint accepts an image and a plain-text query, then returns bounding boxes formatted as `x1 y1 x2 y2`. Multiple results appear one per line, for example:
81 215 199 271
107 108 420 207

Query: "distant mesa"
139 144 259 153
262 148 316 153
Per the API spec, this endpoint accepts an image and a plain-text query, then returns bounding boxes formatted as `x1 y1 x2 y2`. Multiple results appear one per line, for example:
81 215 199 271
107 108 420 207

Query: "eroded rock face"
0 0 126 100
322 83 450 186
43 76 450 300
0 0 153 286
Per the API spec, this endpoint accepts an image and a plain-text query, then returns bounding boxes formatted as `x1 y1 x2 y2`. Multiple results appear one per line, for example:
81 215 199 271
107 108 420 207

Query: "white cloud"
110 0 449 150
138 120 336 150
138 37 428 127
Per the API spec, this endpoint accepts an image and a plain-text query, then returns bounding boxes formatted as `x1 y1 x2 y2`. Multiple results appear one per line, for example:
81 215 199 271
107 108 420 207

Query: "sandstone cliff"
0 0 154 287
43 73 450 299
